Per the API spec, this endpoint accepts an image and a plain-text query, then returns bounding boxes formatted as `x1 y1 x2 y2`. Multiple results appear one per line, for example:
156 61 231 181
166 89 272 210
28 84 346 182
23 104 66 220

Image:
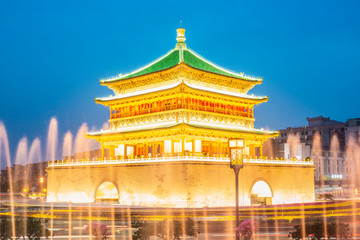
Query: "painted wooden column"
171 140 174 156
249 145 255 158
218 141 222 157
192 140 195 156
152 143 156 158
181 138 185 154
124 144 127 159
109 146 115 159
144 142 148 158
259 145 263 157
101 145 105 160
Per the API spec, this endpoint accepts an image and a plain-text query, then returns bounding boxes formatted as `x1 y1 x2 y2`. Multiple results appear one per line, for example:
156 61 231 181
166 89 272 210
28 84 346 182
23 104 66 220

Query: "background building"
0 162 47 193
270 116 360 194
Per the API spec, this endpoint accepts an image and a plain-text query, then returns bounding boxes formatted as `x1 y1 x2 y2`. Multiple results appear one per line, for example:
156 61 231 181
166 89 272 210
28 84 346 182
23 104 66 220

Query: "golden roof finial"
176 26 186 43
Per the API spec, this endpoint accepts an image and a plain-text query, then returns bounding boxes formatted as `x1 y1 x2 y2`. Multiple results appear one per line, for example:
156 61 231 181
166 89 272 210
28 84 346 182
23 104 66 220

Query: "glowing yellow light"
43 188 47 192
237 140 244 147
96 182 119 200
229 140 237 148
23 188 28 193
251 181 272 197
229 138 244 148
40 177 44 183
355 189 358 195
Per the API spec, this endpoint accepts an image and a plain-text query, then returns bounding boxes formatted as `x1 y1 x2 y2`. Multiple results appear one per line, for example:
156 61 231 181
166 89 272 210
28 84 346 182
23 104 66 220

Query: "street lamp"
229 138 245 240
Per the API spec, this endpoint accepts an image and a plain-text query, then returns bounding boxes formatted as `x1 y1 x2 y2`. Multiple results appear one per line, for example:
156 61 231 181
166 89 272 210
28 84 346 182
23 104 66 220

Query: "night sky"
1 0 359 160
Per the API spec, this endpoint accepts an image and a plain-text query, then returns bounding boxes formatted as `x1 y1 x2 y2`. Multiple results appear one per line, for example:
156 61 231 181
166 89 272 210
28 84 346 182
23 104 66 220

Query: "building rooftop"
100 28 262 83
306 116 343 127
96 80 268 103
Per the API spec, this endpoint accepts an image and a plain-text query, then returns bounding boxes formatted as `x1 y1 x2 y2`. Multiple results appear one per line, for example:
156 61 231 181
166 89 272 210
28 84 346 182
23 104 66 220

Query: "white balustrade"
48 156 313 167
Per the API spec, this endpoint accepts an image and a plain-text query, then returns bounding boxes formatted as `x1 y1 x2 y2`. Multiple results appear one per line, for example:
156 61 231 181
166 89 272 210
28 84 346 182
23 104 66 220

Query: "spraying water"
46 117 58 161
45 117 58 238
330 134 340 178
286 132 301 159
15 137 28 165
102 122 110 131
311 132 328 237
346 134 359 238
0 122 16 238
29 138 42 163
74 123 90 159
62 131 73 160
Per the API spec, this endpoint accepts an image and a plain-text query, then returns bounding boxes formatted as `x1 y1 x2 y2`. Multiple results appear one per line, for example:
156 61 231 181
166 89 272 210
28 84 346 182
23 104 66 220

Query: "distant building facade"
271 116 360 190
274 116 350 186
0 162 47 193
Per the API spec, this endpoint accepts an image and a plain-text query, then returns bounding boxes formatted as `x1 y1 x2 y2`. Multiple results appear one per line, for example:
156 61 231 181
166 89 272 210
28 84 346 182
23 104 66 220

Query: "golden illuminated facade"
47 29 315 207
87 28 277 159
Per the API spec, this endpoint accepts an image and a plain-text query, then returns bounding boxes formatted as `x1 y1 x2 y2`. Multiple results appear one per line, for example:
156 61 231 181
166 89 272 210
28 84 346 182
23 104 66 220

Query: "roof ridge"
101 49 177 83
186 48 262 81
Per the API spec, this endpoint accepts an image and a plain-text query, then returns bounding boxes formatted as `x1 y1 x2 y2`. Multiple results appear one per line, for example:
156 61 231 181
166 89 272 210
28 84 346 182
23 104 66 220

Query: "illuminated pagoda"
90 28 275 158
47 28 315 207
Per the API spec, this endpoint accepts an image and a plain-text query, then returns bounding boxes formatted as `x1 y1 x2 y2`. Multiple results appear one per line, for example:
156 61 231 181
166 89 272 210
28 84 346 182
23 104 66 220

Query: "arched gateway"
250 180 272 205
95 182 119 203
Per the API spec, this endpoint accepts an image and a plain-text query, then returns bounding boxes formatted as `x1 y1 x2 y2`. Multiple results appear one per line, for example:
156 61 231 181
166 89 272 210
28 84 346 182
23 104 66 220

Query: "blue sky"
0 0 359 159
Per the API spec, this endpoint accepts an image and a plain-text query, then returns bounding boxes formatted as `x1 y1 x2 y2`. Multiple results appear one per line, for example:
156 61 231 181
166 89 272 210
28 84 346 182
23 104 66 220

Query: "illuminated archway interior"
95 182 119 202
250 180 272 205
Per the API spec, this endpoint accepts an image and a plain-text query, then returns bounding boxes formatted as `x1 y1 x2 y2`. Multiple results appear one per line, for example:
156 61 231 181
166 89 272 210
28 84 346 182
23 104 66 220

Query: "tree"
0 217 48 240
131 221 153 240
87 223 111 240
157 219 174 240
185 218 197 238
0 218 12 240
287 224 302 240
328 222 351 239
132 219 197 240
288 221 351 240
236 220 258 240
25 218 49 240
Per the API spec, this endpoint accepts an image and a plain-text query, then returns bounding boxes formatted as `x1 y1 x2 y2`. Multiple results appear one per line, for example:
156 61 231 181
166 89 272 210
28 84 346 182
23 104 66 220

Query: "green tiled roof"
183 50 247 79
101 43 262 83
121 50 180 79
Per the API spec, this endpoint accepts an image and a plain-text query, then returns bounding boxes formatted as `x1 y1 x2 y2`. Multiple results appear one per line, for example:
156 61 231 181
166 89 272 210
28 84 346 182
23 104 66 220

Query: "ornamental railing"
48 156 313 167
110 104 253 119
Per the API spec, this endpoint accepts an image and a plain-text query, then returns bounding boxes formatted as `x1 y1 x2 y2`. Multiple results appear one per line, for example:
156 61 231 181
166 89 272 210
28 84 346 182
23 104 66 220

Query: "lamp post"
229 138 244 240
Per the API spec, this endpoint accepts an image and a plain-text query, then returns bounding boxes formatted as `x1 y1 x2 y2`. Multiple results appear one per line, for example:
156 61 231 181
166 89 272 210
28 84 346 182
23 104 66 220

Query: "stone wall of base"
46 162 315 207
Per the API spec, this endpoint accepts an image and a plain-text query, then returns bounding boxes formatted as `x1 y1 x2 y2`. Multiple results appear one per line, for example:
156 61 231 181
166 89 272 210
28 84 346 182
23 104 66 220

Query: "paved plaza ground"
1 199 360 239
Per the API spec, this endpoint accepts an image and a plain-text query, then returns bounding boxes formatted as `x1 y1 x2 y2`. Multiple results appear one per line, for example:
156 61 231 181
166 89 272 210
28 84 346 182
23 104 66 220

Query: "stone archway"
95 182 119 203
250 180 272 205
